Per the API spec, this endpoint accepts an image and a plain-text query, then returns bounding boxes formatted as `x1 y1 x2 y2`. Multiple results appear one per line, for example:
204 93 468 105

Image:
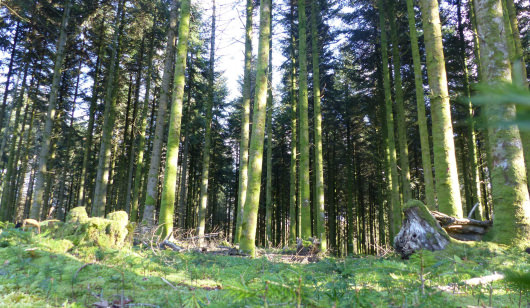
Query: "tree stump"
394 200 451 259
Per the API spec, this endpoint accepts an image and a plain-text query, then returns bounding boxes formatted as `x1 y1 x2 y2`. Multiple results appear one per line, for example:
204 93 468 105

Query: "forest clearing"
0 0 530 306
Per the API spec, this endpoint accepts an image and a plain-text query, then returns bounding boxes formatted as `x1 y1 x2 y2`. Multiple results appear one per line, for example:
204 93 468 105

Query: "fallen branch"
161 277 178 290
159 240 183 252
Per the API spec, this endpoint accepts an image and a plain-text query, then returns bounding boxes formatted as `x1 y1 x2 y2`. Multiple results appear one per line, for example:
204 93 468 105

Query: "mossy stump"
394 200 451 259
60 207 132 249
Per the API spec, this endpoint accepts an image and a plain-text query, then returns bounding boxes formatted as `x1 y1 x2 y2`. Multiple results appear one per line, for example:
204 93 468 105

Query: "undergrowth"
0 227 529 307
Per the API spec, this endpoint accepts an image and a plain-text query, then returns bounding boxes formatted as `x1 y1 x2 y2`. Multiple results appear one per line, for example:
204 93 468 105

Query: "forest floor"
0 227 529 307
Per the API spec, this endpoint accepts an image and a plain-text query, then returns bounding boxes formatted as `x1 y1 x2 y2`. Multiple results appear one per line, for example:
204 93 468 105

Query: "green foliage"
0 228 527 307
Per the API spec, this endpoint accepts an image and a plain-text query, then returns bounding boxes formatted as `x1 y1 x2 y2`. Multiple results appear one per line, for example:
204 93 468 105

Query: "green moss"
66 206 88 223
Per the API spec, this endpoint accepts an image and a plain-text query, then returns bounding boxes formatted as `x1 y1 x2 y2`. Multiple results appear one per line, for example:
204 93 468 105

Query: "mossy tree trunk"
388 0 412 202
501 0 530 190
475 0 530 246
92 0 126 217
288 0 298 246
77 19 105 209
298 0 312 239
239 0 271 257
419 0 463 218
378 0 401 239
234 0 253 244
265 10 273 247
130 15 157 222
29 0 71 219
158 0 191 239
197 0 215 245
141 0 179 226
310 0 327 252
405 0 436 208
457 0 483 219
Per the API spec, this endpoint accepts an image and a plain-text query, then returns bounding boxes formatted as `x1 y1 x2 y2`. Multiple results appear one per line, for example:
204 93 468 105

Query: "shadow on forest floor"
0 226 528 307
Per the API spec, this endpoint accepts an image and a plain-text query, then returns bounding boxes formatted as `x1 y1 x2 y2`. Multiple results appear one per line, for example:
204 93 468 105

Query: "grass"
0 227 529 307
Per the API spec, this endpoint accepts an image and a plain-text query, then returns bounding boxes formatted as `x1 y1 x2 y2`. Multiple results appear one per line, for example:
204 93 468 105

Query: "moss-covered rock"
66 206 89 223
60 209 132 249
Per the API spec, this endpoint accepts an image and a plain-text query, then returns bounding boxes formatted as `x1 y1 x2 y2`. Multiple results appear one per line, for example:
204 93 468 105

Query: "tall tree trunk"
475 0 530 246
388 0 412 202
131 16 157 222
265 10 273 247
310 0 327 252
29 0 71 219
501 0 530 190
288 0 298 246
78 19 105 208
239 0 271 257
177 53 195 229
234 0 254 243
142 0 180 226
457 0 483 219
197 0 216 244
419 0 463 217
298 0 311 239
405 0 435 208
91 0 126 216
158 0 192 239
378 0 401 239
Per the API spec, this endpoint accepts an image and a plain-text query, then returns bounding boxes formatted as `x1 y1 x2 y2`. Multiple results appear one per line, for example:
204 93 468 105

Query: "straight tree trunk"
419 0 463 217
378 0 401 239
475 0 530 246
158 0 192 239
142 0 180 226
501 0 530 189
310 0 327 252
239 0 271 257
130 15 157 222
265 14 273 247
457 0 483 219
388 0 412 202
78 19 105 208
29 0 71 219
177 53 195 229
91 0 126 216
298 0 312 239
288 0 298 246
405 0 436 208
234 0 254 244
197 0 216 245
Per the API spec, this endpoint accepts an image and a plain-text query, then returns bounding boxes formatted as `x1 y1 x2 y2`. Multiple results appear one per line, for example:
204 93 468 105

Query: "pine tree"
29 0 72 219
475 0 530 246
158 0 192 239
419 0 463 217
239 0 271 257
197 0 216 244
234 0 254 244
142 0 179 226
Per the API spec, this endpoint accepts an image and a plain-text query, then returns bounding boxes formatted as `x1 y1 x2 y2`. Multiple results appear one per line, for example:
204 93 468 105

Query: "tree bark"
239 0 271 257
197 0 216 245
142 0 180 226
310 0 327 252
234 0 254 244
419 0 463 217
158 0 192 239
29 0 71 219
475 0 530 246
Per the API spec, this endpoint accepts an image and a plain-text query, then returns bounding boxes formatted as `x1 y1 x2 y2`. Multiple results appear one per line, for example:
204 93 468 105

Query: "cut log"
431 210 492 241
394 200 451 259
